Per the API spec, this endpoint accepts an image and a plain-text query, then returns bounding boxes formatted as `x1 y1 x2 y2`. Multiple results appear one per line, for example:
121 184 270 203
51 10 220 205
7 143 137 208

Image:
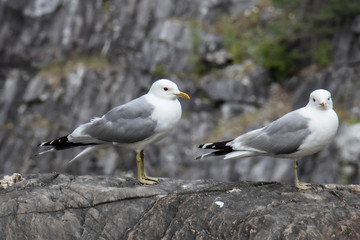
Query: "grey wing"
73 96 157 144
233 112 311 155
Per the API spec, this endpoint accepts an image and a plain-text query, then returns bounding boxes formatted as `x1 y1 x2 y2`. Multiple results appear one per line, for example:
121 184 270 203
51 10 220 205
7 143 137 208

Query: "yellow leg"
136 151 156 185
293 160 311 190
140 150 158 182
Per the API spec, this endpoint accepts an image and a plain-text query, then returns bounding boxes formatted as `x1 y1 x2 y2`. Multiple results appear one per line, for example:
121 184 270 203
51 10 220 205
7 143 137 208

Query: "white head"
148 79 190 100
307 89 333 110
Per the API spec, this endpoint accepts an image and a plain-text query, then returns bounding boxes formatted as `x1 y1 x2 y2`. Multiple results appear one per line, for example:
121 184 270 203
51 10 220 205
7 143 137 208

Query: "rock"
334 123 360 183
23 0 60 18
332 17 360 65
0 0 252 69
22 74 48 103
1 0 360 188
335 124 360 163
200 62 271 105
203 49 233 67
290 66 360 119
0 173 360 239
0 70 29 124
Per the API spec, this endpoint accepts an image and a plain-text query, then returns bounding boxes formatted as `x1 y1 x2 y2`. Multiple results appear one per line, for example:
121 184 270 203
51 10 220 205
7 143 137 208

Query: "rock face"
0 0 249 71
0 0 360 186
1 174 360 239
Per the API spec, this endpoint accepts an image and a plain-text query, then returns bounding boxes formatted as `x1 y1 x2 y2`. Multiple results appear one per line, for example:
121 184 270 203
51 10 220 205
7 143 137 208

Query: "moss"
272 0 300 9
102 0 115 22
39 54 110 79
202 0 360 81
102 0 112 14
254 36 299 80
27 114 60 130
222 22 249 63
151 63 168 78
314 40 332 67
189 20 208 75
0 122 14 130
212 3 301 81
316 0 360 20
345 118 360 125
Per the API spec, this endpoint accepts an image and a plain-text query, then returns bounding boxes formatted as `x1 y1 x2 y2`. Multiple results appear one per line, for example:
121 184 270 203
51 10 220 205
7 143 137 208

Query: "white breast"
146 94 182 133
296 107 339 156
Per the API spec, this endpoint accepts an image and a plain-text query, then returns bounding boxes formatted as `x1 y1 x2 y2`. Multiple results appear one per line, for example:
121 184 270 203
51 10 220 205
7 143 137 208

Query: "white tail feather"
194 152 215 160
224 151 255 160
35 148 56 156
67 146 101 165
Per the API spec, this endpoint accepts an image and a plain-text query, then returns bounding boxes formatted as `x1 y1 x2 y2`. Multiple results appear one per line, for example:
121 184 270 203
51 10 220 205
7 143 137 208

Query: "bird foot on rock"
143 175 158 182
138 177 158 185
295 181 311 190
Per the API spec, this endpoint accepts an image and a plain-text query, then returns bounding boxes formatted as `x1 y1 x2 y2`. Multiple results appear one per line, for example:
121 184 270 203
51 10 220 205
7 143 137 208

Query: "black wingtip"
198 142 216 149
194 149 233 160
38 135 98 151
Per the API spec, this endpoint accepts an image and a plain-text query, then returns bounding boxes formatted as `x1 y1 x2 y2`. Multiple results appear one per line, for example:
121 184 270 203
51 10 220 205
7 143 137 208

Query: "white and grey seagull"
38 79 190 185
196 89 339 190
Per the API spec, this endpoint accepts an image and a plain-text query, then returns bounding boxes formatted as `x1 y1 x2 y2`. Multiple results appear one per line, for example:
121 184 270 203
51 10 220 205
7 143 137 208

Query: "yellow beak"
176 92 190 99
320 102 326 107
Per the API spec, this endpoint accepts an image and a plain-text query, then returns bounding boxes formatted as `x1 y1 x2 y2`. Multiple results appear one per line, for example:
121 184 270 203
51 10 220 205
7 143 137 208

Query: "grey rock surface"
0 0 360 187
201 63 271 105
0 0 251 70
335 124 360 163
1 173 360 239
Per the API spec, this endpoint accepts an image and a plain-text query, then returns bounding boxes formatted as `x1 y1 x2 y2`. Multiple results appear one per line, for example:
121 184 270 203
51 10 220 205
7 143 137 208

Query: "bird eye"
328 97 330 101
163 87 168 91
312 98 316 102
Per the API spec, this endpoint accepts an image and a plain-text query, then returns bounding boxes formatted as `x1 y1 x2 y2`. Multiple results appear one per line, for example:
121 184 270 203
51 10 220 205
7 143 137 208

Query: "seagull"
38 79 190 185
196 89 339 190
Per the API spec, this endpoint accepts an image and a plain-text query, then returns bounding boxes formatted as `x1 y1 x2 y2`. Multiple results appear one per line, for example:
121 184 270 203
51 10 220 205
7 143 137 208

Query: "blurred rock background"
0 0 359 185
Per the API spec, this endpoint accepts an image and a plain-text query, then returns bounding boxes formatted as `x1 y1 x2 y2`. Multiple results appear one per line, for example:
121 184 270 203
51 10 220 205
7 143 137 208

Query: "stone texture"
1 174 360 239
0 0 360 188
0 0 251 70
200 63 271 105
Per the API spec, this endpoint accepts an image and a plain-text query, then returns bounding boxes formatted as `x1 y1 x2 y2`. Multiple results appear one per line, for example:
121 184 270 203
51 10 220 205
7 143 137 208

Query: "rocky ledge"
0 173 359 239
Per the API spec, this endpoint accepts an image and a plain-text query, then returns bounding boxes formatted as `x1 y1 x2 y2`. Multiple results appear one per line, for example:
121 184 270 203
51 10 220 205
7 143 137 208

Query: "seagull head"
149 79 190 100
308 89 333 110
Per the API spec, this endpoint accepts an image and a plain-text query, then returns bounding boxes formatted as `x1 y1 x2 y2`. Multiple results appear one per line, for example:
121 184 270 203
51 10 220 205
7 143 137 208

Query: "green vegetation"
151 63 168 79
191 0 360 80
312 0 360 20
314 40 332 66
189 20 209 75
102 0 112 15
39 54 110 79
345 118 360 125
